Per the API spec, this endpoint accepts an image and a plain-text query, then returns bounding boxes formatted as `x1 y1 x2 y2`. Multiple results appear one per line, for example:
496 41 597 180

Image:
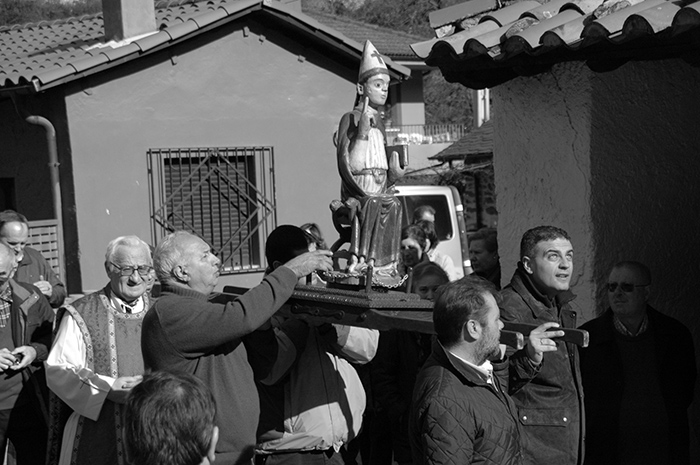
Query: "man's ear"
424 239 431 253
272 260 283 271
521 256 533 274
205 426 219 464
356 82 364 96
642 285 651 302
172 265 188 283
463 319 481 342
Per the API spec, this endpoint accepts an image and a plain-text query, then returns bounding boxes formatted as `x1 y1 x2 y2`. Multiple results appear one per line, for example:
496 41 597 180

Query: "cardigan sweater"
579 307 696 465
142 266 298 465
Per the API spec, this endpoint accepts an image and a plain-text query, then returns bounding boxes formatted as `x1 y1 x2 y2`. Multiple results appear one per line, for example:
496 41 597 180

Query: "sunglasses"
607 282 648 293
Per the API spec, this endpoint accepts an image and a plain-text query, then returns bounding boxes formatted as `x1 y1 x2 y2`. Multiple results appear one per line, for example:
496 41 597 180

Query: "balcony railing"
385 123 468 145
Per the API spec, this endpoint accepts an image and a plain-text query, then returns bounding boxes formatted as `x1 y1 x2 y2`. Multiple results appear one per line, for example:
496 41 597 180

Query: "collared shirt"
0 284 12 329
447 347 497 389
109 293 145 314
613 312 649 337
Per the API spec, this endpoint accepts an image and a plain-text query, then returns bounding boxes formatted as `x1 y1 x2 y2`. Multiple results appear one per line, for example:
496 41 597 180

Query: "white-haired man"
142 231 332 465
45 235 153 465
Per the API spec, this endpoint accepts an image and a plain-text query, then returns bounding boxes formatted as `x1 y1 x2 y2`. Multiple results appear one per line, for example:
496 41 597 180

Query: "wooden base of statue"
277 284 589 350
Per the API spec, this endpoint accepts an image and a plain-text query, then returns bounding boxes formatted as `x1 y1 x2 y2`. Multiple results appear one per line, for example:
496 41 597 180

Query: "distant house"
430 120 497 231
0 0 421 292
414 0 700 452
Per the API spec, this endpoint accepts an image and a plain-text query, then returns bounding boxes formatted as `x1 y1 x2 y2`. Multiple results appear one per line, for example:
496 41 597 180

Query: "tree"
0 0 102 26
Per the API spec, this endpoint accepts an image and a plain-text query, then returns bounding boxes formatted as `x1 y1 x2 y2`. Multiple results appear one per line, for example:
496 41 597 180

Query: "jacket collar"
509 264 576 317
432 340 493 388
18 247 33 267
596 305 658 342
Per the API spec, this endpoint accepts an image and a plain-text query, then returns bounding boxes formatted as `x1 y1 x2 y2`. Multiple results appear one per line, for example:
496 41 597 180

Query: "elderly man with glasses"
45 235 154 465
579 261 696 465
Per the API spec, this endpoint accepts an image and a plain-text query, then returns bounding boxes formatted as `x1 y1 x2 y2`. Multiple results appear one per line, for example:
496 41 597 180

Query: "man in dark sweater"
142 231 332 465
579 261 696 465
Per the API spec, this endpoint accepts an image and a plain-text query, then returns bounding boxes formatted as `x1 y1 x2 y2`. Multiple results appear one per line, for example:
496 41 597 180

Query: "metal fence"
148 146 277 275
27 219 64 283
385 123 469 145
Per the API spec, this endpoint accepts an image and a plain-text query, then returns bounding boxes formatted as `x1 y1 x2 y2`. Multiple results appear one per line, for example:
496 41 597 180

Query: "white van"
393 184 471 277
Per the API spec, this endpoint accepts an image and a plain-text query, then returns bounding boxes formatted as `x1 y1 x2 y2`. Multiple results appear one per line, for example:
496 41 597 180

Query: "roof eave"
4 0 412 95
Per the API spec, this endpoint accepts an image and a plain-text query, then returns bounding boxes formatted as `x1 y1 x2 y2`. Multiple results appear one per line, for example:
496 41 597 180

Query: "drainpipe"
24 115 66 284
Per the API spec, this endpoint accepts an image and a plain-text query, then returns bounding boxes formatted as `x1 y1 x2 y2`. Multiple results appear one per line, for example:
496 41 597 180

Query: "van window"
397 194 453 242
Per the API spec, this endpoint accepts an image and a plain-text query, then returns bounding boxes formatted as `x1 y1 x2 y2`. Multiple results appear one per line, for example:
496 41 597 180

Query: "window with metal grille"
148 147 276 274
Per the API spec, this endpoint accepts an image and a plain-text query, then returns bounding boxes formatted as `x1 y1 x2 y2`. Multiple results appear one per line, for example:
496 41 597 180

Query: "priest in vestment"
45 236 153 465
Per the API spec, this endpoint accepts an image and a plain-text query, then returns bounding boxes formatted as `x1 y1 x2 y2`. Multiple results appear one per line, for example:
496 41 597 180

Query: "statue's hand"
356 96 373 139
388 149 406 179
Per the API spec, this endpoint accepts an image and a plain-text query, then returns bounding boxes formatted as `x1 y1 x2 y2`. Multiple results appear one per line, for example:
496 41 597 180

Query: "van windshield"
398 194 454 242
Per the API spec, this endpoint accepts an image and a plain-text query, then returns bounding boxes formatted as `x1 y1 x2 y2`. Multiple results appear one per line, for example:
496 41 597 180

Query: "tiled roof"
430 120 493 161
411 0 700 88
0 0 411 93
303 10 430 61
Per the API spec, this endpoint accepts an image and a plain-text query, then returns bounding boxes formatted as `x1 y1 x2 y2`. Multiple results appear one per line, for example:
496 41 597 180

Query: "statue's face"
360 74 390 107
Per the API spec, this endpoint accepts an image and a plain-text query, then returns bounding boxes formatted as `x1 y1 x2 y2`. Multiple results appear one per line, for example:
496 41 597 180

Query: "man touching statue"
334 40 405 275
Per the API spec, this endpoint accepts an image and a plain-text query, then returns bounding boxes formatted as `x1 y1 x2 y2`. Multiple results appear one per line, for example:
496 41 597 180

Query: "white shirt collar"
446 345 495 385
110 293 145 314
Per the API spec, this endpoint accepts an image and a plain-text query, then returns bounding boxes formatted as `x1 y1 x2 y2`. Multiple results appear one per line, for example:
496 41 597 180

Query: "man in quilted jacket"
410 276 560 464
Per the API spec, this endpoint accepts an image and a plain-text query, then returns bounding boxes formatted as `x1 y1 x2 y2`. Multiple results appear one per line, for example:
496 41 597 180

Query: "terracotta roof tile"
412 0 700 88
303 10 429 60
0 0 411 92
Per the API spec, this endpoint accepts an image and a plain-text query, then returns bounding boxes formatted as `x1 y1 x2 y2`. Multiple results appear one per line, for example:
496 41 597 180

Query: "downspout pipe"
24 115 66 284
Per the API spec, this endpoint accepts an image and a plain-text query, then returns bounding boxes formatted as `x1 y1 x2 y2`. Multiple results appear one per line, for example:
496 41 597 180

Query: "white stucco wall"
63 19 357 292
493 58 700 455
493 61 595 319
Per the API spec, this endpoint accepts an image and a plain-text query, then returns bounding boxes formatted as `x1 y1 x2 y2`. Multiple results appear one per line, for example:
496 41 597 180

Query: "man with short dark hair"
410 276 558 465
255 225 377 464
0 243 53 465
499 225 584 465
0 210 66 308
124 370 219 465
46 235 153 465
579 261 696 465
142 231 333 465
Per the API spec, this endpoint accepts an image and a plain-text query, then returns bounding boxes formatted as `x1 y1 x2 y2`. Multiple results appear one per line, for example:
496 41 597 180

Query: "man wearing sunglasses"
45 235 154 465
579 261 696 465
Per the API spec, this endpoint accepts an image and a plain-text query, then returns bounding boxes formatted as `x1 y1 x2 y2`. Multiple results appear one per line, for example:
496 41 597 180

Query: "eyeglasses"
110 262 153 277
607 282 648 293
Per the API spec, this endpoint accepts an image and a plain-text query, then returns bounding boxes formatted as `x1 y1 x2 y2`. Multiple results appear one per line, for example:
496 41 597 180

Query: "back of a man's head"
433 276 498 348
125 371 218 465
519 225 571 260
0 210 28 230
413 205 436 223
265 225 310 270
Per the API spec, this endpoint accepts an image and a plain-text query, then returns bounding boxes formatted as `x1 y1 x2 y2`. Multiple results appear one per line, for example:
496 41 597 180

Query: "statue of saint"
333 41 405 275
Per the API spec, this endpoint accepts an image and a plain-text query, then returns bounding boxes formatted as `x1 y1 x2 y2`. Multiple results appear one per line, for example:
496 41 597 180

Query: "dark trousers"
0 402 48 465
